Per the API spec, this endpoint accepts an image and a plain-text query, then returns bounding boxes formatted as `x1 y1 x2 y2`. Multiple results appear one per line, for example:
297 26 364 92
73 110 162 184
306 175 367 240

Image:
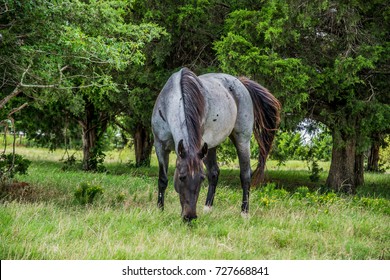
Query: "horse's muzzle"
182 204 197 222
183 214 198 223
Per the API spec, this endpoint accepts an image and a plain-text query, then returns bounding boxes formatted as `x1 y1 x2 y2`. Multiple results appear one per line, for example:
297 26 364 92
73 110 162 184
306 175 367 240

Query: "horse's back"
152 70 254 151
199 73 254 147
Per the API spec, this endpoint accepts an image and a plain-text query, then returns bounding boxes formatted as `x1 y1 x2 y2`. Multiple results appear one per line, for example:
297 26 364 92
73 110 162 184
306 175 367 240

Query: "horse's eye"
179 175 186 182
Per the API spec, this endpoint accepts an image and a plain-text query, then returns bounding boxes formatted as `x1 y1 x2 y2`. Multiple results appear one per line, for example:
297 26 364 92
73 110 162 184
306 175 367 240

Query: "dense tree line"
1 0 389 192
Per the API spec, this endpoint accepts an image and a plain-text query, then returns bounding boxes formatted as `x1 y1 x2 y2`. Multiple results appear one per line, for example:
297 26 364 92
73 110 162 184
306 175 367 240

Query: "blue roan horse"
152 68 281 221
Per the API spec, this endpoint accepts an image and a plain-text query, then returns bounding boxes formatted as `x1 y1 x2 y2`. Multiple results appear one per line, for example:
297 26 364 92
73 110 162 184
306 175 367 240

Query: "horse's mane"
180 67 205 155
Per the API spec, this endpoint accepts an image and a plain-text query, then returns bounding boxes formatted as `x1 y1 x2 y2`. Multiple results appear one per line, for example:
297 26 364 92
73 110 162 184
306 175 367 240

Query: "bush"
88 146 107 173
0 153 31 181
61 154 79 171
308 160 323 182
293 186 310 199
74 182 104 205
258 183 289 206
353 196 390 215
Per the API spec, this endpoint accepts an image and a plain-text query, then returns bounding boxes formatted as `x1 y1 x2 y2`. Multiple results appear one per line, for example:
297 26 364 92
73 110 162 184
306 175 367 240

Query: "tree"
215 0 390 192
1 0 165 170
116 0 236 166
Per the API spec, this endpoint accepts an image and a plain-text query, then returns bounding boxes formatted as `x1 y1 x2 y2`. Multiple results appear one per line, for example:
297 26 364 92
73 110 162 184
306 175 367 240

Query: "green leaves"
2 0 166 93
0 154 31 180
215 0 390 160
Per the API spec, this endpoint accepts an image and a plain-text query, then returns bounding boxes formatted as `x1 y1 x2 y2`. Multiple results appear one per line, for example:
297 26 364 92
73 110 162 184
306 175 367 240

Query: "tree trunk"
133 123 152 167
80 102 98 171
79 102 108 171
81 126 98 171
354 152 365 187
326 130 363 194
367 142 380 172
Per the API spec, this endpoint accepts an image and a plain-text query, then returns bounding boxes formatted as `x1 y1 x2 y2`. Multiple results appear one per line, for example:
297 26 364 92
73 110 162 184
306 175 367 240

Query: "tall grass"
0 147 389 259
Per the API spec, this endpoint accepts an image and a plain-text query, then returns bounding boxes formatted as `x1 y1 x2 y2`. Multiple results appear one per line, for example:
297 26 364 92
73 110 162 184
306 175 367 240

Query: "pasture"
0 147 389 259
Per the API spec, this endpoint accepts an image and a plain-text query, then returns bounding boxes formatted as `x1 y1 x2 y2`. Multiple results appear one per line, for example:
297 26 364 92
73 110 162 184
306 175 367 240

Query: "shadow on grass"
7 159 390 201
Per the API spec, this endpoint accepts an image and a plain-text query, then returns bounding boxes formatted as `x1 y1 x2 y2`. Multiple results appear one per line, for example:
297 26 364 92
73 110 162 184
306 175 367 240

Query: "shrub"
308 159 323 182
293 186 310 199
0 153 31 181
353 196 390 215
88 146 107 173
74 182 104 205
61 154 79 171
258 183 289 206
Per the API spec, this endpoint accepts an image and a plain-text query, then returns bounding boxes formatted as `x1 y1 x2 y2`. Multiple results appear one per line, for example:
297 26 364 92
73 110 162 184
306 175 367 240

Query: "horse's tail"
239 77 281 186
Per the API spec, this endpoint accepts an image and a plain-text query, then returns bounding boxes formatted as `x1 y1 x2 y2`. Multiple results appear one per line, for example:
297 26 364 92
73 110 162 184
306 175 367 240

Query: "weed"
115 192 126 203
353 196 390 215
74 182 104 205
61 154 79 171
293 186 310 198
260 183 289 199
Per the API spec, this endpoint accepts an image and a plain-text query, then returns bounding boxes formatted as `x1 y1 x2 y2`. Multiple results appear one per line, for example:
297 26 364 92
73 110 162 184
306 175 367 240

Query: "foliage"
271 131 307 165
116 0 235 166
378 136 390 171
87 144 107 173
216 138 238 164
267 125 331 182
308 160 323 183
0 0 167 170
258 183 290 207
216 122 333 184
61 154 79 171
1 0 389 183
214 0 390 190
74 182 104 205
0 153 31 180
353 196 390 215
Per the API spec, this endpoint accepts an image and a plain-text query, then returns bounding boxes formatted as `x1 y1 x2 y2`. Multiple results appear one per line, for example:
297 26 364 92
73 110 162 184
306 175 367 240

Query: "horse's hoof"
241 211 250 219
204 205 213 213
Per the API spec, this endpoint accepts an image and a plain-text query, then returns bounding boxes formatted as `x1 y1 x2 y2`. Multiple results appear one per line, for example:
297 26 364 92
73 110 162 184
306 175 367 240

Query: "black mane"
180 68 205 156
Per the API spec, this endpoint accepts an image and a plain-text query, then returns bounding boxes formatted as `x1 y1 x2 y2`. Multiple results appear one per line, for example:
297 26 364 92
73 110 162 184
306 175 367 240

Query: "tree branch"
114 119 132 134
365 81 376 102
8 103 28 117
0 84 22 109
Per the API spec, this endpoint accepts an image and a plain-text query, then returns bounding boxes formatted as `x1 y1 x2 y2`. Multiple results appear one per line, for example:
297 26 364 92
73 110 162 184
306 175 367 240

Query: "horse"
151 68 281 221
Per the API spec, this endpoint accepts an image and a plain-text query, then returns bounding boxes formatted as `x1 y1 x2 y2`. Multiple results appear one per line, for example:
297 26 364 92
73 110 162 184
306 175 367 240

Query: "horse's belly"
202 93 237 148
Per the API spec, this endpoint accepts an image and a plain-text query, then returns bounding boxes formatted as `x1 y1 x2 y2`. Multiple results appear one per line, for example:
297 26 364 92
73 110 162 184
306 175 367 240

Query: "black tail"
239 77 281 186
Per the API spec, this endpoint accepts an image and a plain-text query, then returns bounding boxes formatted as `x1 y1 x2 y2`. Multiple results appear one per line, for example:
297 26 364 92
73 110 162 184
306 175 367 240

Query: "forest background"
1 0 389 192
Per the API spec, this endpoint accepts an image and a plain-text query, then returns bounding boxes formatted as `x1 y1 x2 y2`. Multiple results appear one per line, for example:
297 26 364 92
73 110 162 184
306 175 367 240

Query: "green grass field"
0 147 389 259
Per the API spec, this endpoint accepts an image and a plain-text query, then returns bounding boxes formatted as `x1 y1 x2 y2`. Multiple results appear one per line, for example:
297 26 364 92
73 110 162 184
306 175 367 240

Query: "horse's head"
174 139 208 222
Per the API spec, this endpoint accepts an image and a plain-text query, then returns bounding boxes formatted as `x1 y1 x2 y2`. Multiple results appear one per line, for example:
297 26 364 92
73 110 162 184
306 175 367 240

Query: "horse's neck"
163 81 191 154
164 70 208 154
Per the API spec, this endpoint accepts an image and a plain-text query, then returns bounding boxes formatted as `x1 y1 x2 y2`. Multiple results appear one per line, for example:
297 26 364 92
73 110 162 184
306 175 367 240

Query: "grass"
0 147 389 259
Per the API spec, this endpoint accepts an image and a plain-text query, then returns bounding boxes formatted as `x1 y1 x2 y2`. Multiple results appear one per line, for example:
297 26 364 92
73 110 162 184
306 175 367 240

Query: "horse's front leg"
203 147 219 212
155 141 170 210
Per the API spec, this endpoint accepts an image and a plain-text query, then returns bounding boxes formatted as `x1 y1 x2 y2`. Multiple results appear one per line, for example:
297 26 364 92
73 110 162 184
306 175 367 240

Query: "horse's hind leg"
230 134 252 215
155 140 170 210
204 147 219 212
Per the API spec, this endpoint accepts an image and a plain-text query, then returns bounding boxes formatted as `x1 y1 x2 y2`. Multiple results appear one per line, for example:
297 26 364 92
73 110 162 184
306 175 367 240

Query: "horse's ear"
178 139 186 158
198 142 208 159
